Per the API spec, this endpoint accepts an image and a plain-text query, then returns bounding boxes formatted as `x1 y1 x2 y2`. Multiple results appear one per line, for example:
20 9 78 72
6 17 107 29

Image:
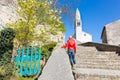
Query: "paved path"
38 47 74 80
73 68 120 76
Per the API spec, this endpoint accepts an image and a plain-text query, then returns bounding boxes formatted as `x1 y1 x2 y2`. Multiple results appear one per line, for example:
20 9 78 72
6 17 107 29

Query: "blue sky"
61 0 120 43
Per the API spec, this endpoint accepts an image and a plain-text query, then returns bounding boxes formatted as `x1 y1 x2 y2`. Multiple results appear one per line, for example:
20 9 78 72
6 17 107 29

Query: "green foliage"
0 28 15 54
0 28 15 79
4 0 64 78
10 75 34 80
0 67 5 76
41 42 57 60
16 76 34 80
7 0 41 46
7 0 66 47
56 23 66 32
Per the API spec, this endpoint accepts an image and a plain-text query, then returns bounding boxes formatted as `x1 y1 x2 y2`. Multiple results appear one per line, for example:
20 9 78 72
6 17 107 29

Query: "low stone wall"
38 47 74 80
80 42 120 52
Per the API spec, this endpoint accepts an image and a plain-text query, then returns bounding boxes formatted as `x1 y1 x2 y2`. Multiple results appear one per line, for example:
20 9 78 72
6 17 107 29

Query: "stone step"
76 57 120 61
76 52 119 58
75 74 120 80
73 68 120 80
76 57 120 60
76 64 120 70
76 52 120 59
76 56 120 60
76 59 120 64
77 57 120 60
96 52 118 57
77 51 116 55
77 62 120 68
73 68 120 76
77 46 97 51
97 52 116 54
75 46 120 79
78 50 97 52
77 61 120 65
77 61 120 64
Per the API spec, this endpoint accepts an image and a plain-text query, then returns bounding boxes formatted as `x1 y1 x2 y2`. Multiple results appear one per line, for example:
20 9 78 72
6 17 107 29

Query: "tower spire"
75 8 82 29
76 8 81 21
74 8 92 43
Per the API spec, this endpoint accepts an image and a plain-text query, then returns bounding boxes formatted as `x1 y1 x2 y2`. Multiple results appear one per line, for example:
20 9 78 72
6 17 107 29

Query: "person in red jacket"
62 36 76 66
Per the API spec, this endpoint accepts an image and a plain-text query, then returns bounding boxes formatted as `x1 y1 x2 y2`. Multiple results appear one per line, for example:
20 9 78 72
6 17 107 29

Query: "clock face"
77 22 80 26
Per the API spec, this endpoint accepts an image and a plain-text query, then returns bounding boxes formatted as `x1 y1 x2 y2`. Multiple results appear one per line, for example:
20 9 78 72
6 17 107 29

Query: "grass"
10 75 34 80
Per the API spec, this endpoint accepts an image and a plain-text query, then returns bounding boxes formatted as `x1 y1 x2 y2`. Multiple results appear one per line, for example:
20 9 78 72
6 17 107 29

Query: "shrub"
41 41 57 60
0 28 15 54
0 28 15 79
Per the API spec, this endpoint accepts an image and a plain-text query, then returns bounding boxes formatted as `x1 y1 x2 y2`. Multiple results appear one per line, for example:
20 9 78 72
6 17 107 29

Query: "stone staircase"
74 45 120 80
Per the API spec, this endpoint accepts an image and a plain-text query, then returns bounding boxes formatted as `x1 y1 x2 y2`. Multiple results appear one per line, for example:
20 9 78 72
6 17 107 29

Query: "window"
77 22 80 26
84 34 86 36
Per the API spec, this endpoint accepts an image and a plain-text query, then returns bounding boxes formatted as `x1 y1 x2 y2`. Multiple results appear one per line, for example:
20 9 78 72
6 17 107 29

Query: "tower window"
77 22 80 26
84 34 86 36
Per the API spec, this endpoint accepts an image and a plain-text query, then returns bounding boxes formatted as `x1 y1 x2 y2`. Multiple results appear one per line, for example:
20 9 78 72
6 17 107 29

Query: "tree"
54 0 81 23
7 0 66 47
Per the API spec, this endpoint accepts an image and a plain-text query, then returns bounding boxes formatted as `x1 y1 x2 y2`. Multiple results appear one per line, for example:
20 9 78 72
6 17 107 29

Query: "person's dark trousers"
68 49 76 66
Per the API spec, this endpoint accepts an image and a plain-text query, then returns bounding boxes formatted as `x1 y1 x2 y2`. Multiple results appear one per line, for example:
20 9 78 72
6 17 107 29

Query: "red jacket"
61 39 76 53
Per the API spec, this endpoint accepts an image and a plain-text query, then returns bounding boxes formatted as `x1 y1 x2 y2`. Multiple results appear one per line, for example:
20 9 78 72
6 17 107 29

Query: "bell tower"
74 8 82 40
74 8 92 43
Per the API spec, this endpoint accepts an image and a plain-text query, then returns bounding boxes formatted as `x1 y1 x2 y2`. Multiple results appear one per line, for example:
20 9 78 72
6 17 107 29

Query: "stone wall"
38 47 74 80
80 42 120 52
101 27 107 43
101 20 120 45
0 0 17 30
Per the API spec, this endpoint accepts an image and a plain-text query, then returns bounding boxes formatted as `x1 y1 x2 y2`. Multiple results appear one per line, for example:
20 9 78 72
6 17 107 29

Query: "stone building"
73 8 92 43
101 20 120 45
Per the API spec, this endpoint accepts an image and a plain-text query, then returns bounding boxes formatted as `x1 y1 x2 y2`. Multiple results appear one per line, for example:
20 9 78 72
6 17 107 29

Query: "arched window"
77 22 80 26
84 34 86 36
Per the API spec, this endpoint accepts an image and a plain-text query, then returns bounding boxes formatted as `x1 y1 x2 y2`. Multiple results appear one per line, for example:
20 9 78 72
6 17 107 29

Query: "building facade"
101 20 120 45
73 8 92 43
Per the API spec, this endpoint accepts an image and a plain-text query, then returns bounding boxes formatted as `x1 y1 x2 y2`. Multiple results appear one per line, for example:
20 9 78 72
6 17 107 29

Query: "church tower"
74 8 82 40
74 8 92 43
